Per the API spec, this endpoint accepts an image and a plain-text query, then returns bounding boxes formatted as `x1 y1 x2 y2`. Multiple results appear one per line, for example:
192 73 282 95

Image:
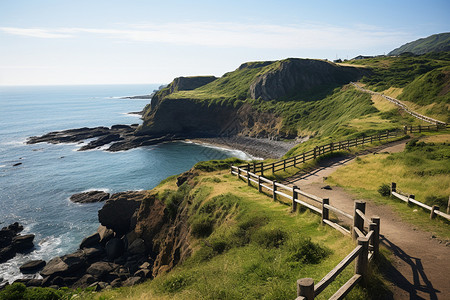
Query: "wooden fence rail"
237 124 449 177
230 165 380 299
390 182 450 221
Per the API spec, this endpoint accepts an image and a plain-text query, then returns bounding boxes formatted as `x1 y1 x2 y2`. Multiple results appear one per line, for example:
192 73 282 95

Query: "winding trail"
351 82 446 126
283 139 450 299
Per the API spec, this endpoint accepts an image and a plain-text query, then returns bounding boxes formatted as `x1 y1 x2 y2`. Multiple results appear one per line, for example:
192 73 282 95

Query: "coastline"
187 136 298 159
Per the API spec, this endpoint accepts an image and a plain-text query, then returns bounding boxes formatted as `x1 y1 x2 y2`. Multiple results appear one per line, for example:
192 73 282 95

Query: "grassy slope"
388 32 450 56
327 134 450 240
93 167 389 300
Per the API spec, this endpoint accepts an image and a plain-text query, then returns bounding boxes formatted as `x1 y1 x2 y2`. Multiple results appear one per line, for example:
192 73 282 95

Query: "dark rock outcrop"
19 260 46 273
0 223 34 263
70 191 110 203
98 191 144 235
79 233 101 249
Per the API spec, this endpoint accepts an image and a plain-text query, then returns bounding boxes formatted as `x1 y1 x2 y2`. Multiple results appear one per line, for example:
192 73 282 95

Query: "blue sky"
0 0 449 86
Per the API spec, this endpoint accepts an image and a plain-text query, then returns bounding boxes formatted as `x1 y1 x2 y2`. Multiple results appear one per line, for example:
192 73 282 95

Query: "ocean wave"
0 235 64 284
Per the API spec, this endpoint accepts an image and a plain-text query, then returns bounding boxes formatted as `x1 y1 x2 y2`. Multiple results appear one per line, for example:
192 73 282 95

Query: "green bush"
191 215 214 237
378 183 391 197
286 238 331 264
251 228 287 248
194 157 245 172
0 283 64 300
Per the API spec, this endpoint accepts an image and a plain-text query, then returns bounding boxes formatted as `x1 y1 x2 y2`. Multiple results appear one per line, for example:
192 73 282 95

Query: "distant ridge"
388 32 450 56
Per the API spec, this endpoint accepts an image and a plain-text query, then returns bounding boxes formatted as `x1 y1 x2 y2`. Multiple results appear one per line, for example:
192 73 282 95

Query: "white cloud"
0 22 409 50
0 27 73 38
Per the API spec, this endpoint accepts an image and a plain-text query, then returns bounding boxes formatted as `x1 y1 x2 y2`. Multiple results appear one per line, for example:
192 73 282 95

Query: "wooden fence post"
330 142 334 152
430 205 439 219
418 125 421 133
294 156 297 167
272 180 277 201
303 152 306 163
371 216 380 260
247 163 250 172
352 201 366 240
390 182 396 193
237 167 241 179
447 196 450 215
355 137 358 146
322 198 329 224
292 185 298 212
283 159 286 171
297 278 314 300
252 162 256 173
408 194 414 205
272 163 275 174
314 147 317 159
258 176 262 193
355 237 369 284
247 170 251 186
260 162 264 176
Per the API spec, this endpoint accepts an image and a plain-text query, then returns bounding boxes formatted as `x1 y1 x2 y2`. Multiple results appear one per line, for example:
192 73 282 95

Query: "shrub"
378 183 391 197
287 238 331 264
191 215 214 238
252 228 287 248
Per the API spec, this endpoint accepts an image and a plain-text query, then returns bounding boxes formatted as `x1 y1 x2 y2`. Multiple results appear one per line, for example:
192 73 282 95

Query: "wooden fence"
238 124 449 176
390 182 450 221
230 166 380 299
351 82 447 126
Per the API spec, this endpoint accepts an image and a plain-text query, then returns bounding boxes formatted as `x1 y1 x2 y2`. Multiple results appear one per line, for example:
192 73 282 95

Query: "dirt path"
284 140 450 299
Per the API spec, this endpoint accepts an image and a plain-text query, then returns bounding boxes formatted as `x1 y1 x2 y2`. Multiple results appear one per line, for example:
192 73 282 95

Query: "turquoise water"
0 84 250 282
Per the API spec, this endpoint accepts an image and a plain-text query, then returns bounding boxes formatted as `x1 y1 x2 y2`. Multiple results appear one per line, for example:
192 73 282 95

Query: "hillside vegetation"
388 32 450 56
92 166 388 300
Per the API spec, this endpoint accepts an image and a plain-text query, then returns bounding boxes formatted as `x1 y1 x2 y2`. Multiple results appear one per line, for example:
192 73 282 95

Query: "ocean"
0 84 251 283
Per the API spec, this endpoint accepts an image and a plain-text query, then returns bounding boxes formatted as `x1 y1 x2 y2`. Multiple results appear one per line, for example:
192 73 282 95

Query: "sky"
0 0 449 86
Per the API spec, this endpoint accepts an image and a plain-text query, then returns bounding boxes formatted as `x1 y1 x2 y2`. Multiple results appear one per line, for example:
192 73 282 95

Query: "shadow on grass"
380 235 439 300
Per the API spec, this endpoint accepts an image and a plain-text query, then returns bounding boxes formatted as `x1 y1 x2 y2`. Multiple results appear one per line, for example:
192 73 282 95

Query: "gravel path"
283 139 450 299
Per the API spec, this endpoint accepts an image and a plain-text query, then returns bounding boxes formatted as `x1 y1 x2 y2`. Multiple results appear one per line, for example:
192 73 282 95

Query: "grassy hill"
388 32 450 56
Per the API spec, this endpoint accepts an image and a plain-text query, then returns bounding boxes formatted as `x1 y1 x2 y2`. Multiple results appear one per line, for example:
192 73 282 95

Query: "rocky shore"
2 178 194 291
26 124 301 159
192 136 301 159
0 223 35 264
26 124 177 152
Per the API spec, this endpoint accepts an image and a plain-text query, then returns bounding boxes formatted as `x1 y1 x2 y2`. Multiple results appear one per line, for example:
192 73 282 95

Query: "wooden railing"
238 124 449 176
238 129 404 175
391 182 450 221
230 166 380 299
351 82 447 126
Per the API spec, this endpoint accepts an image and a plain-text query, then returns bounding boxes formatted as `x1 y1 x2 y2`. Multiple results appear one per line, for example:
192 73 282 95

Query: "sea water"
0 84 251 283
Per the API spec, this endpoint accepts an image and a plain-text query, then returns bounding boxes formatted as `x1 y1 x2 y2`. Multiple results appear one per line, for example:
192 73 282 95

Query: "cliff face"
137 59 367 139
249 58 367 101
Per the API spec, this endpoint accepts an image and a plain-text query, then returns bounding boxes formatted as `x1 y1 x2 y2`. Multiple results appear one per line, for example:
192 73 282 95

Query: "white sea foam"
0 235 63 284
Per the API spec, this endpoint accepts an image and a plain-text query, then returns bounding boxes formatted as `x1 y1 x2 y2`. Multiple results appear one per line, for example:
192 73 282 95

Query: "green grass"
327 138 450 239
93 170 390 300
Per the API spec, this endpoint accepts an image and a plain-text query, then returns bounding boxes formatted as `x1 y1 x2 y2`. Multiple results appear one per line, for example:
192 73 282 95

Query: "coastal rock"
0 246 15 263
86 262 119 280
70 191 110 203
19 260 46 273
105 238 125 260
97 225 114 245
12 234 34 252
79 233 101 249
98 191 144 235
122 276 144 287
40 251 86 278
127 238 146 255
73 274 96 289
